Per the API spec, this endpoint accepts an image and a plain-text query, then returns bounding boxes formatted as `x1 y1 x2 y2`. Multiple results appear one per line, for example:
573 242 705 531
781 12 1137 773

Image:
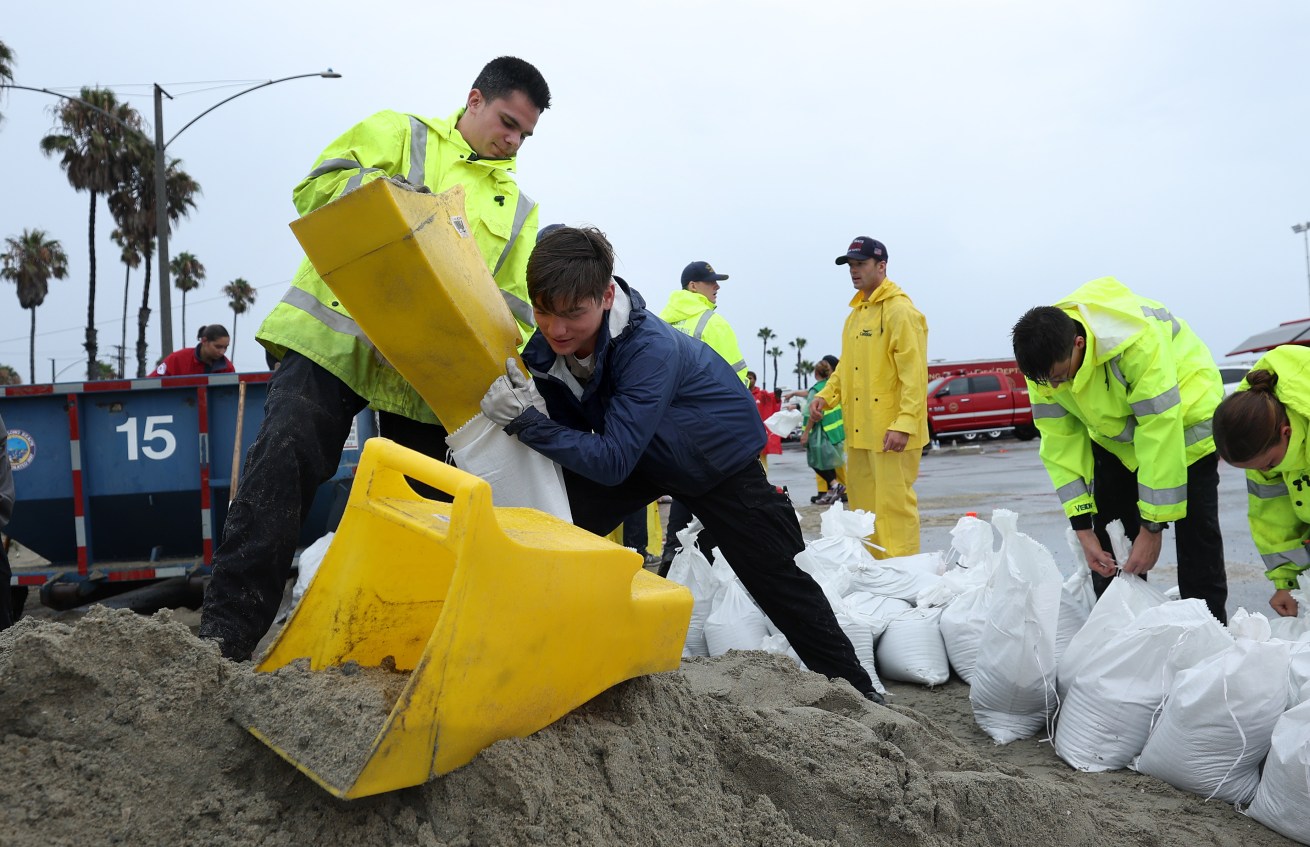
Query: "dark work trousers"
622 509 649 553
565 458 874 696
0 541 12 631
1088 442 1228 624
199 351 451 660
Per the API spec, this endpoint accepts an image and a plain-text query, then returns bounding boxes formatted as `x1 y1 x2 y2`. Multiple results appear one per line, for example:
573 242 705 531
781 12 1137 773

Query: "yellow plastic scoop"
288 179 524 429
248 438 692 798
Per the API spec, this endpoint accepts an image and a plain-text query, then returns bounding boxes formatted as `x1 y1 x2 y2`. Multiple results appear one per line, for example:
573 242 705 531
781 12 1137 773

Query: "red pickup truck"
926 370 1037 443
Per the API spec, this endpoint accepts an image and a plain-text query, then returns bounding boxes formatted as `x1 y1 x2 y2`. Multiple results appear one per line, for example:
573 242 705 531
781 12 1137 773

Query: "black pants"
0 541 12 632
622 509 649 553
1089 443 1228 624
199 351 450 659
565 459 874 696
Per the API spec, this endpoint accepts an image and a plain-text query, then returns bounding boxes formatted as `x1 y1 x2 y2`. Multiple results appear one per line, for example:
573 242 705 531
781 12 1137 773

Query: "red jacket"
751 386 783 456
154 345 235 377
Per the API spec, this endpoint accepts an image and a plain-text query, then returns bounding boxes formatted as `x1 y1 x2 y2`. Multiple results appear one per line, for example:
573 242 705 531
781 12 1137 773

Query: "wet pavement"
767 436 1274 622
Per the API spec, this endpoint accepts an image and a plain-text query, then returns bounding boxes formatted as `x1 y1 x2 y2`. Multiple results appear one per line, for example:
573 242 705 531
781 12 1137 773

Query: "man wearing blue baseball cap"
810 237 928 557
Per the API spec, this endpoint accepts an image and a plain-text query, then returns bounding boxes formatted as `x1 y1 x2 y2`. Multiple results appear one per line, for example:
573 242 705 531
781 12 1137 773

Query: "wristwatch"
1141 520 1168 534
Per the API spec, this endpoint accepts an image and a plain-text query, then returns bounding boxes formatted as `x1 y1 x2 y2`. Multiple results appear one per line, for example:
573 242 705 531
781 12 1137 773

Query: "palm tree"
757 327 775 378
0 40 15 126
170 251 206 343
110 227 144 377
223 277 257 363
794 359 815 390
40 88 145 379
108 149 201 376
788 337 807 389
768 345 784 392
1 229 70 383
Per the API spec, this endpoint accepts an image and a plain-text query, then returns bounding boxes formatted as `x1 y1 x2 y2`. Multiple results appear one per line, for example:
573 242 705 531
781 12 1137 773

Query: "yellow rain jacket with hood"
816 279 928 451
1235 345 1310 590
257 108 540 426
658 290 749 384
1027 277 1222 524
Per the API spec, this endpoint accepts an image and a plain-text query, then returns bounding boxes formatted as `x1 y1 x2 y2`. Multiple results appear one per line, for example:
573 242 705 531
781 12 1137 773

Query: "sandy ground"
0 478 1302 845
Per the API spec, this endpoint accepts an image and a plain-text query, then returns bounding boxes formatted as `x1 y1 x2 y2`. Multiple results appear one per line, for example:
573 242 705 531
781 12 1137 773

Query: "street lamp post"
2 70 341 355
1293 222 1310 315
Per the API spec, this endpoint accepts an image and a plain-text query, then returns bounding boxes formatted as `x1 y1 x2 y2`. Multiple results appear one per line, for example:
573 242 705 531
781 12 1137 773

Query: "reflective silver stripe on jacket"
1110 417 1136 442
1248 477 1289 500
492 189 537 327
1108 355 1128 387
306 158 362 179
1142 305 1181 337
692 310 715 340
344 166 384 194
1131 385 1181 417
1263 547 1310 568
1057 478 1089 504
729 359 747 373
1184 419 1213 447
281 287 390 369
1138 481 1187 507
1033 403 1067 419
407 116 428 185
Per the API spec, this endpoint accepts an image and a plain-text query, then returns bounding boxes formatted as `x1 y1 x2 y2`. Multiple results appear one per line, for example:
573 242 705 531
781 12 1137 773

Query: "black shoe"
809 493 823 504
863 689 885 705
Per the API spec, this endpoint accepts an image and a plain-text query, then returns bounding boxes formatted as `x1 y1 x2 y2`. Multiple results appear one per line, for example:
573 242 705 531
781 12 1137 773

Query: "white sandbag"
763 408 802 437
811 501 878 566
1053 599 1234 772
1135 636 1291 804
1245 698 1310 841
759 632 806 668
835 609 886 695
1054 529 1097 666
846 551 945 604
939 585 987 684
704 577 771 657
876 606 950 685
448 412 572 520
795 547 851 605
917 558 989 608
1284 636 1310 709
1058 570 1170 701
969 510 1062 745
943 514 997 570
666 520 716 657
292 531 334 606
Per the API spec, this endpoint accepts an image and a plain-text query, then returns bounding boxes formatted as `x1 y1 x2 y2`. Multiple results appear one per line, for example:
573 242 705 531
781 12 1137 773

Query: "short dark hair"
198 324 229 342
1012 306 1081 386
472 56 551 113
527 226 613 314
1213 369 1287 464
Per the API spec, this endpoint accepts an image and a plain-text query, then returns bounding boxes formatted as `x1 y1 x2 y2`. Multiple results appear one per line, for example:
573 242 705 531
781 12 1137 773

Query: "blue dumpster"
1 372 374 595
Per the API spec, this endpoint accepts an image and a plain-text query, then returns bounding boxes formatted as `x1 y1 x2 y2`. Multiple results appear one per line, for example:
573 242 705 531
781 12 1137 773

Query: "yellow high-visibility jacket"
1235 345 1310 590
658 290 749 385
1027 277 1222 523
816 279 928 451
258 108 539 425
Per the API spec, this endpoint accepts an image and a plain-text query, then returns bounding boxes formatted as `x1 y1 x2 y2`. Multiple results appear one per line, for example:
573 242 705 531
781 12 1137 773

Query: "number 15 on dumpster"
115 415 177 461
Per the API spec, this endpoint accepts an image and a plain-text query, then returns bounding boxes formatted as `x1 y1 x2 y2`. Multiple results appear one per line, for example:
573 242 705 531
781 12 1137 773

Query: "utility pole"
1293 223 1310 315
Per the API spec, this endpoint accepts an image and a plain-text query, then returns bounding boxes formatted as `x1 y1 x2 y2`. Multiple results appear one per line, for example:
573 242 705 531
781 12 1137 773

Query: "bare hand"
1271 589 1300 617
1121 529 1163 575
1075 528 1117 577
808 397 826 424
883 430 909 453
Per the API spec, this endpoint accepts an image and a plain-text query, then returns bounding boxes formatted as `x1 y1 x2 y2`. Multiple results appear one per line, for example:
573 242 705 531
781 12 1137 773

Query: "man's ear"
465 88 484 112
601 281 616 310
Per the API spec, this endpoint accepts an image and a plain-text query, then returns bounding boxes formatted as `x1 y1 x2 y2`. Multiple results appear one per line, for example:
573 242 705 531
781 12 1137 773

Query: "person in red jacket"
155 324 236 376
748 370 783 466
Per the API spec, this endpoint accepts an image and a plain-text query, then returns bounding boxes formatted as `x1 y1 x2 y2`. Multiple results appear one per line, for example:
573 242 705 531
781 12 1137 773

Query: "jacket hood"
848 278 908 307
427 108 518 173
1055 277 1154 363
1257 345 1310 424
660 289 714 323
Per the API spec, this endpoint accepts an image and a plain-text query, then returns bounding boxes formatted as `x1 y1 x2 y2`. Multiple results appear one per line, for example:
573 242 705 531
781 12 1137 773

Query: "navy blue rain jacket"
508 279 766 496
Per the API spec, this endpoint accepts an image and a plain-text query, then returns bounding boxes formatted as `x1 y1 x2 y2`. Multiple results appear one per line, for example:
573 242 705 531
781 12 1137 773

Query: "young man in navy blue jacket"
479 226 879 702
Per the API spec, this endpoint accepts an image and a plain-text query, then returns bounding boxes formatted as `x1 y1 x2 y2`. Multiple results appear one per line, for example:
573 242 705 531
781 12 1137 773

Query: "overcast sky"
2 1 1308 386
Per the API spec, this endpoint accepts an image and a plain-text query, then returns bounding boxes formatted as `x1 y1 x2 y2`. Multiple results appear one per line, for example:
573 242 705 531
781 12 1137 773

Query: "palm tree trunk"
120 263 131 378
135 259 152 378
230 308 238 362
28 307 36 385
85 191 99 380
181 291 188 346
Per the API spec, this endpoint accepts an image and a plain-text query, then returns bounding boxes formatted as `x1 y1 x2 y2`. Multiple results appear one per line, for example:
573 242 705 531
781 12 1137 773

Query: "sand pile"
0 607 1292 846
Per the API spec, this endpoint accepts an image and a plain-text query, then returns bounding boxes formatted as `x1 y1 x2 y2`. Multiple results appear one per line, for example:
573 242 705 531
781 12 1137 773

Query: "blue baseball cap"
681 260 729 287
835 236 888 265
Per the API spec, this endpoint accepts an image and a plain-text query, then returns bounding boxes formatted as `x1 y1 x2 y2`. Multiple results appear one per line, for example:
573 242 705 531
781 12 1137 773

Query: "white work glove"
480 358 534 427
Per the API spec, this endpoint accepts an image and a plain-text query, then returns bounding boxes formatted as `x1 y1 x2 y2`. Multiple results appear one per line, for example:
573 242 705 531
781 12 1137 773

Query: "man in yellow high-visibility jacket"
1012 277 1227 623
200 57 552 661
810 237 928 558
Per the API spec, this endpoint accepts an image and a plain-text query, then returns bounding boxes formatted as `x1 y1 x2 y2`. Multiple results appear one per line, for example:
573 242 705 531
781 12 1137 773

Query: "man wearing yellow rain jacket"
1012 277 1227 623
200 57 552 661
658 261 749 384
810 237 928 558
